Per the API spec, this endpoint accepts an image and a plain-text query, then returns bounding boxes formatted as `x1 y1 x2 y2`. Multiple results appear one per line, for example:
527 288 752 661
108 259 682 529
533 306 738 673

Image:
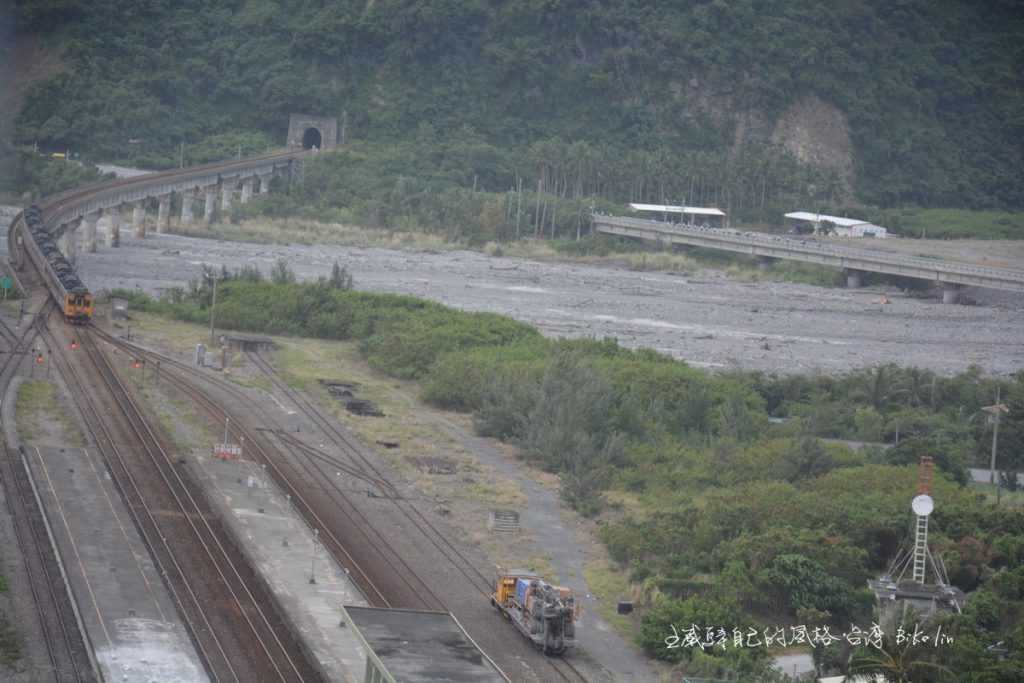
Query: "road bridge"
594 215 1024 303
9 150 306 267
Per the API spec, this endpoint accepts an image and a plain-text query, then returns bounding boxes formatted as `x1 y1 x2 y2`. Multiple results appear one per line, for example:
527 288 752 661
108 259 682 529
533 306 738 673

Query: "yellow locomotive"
19 205 94 323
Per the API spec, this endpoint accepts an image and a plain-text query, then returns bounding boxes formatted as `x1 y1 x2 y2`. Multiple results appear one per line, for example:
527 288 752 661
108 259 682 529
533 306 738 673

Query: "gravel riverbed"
3 213 1023 376
65 232 1024 375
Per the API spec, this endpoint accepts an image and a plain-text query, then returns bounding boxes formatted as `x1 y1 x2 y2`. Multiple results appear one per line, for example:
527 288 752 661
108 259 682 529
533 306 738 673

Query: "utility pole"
309 528 320 584
983 388 1009 505
179 141 185 169
207 273 220 346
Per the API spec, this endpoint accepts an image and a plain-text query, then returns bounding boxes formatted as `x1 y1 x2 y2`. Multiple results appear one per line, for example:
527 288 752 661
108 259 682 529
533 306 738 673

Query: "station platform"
26 444 208 682
185 448 369 682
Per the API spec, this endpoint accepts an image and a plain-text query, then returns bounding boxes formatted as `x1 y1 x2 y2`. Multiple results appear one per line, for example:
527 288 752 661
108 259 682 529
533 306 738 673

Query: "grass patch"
967 480 1024 507
460 478 527 508
727 259 843 288
523 553 558 582
173 218 458 251
15 381 86 446
112 312 482 487
584 558 638 638
0 571 19 667
266 337 527 507
149 390 214 454
880 208 1024 240
115 310 212 354
0 613 20 667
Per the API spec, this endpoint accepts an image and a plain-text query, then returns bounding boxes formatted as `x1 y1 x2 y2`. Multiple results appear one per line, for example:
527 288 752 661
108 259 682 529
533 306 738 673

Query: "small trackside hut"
220 333 275 353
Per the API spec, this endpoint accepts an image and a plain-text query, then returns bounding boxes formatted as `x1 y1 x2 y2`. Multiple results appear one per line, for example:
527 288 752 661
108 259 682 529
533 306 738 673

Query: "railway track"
90 326 413 608
245 352 478 598
245 351 590 683
88 328 590 681
9 146 585 680
0 302 98 683
30 150 303 229
0 443 97 683
38 320 323 683
247 351 494 590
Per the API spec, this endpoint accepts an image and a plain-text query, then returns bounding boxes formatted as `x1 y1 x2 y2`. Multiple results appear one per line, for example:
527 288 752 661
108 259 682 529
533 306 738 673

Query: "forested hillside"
7 0 1024 213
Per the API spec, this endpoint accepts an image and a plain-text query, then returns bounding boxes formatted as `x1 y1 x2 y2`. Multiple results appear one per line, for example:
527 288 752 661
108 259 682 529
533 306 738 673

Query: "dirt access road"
50 231 1024 376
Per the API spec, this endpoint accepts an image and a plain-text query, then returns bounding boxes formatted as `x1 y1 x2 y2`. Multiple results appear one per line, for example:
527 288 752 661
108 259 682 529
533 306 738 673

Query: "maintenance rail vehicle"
492 570 577 655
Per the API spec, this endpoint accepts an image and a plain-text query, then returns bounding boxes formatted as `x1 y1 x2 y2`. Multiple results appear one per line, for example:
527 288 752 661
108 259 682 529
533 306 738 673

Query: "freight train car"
492 571 577 655
18 205 93 323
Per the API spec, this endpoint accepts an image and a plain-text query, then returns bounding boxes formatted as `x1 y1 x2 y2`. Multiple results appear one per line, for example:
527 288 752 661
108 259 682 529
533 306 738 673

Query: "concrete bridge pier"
757 256 776 272
106 207 121 247
258 173 272 194
844 269 864 288
240 178 253 204
221 183 232 213
156 194 171 234
58 222 78 262
180 191 195 225
132 202 146 238
941 283 962 305
204 187 217 223
57 225 71 258
83 212 99 253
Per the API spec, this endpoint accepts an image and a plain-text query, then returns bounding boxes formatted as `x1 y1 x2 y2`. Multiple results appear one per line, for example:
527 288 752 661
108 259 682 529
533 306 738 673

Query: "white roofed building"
629 203 728 226
786 211 888 238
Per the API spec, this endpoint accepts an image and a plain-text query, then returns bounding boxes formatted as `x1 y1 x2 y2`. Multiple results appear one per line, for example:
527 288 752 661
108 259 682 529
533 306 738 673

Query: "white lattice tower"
912 514 928 583
911 457 935 584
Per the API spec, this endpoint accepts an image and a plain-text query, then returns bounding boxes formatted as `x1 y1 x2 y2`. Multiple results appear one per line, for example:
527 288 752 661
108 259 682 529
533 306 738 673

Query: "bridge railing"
594 215 1024 282
37 149 307 232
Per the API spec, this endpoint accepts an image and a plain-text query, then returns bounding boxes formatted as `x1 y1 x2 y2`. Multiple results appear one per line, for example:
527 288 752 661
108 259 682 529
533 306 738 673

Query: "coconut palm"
846 624 955 683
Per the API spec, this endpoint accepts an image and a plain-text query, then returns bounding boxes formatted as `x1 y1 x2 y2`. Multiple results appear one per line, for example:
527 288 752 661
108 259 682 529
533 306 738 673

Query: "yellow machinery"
62 292 94 323
492 571 577 655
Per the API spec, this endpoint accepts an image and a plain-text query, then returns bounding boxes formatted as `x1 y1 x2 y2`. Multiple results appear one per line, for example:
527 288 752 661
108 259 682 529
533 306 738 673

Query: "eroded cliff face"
673 74 856 201
770 96 854 198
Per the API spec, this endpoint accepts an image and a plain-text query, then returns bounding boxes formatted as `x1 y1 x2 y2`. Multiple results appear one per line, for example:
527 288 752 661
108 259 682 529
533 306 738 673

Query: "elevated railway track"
8 148 306 270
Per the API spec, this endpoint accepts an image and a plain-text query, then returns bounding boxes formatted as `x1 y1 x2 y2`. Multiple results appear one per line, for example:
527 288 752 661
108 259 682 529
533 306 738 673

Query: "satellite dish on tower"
912 494 934 517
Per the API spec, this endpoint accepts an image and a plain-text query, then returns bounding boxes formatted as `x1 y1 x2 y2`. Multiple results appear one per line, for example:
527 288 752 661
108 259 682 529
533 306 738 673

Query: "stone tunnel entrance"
287 114 338 150
301 127 322 150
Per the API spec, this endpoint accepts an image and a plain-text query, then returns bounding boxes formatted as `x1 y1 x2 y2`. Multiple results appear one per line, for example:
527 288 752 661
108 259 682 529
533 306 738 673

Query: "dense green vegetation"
118 274 1024 680
870 208 1024 241
9 0 1024 222
5 154 113 199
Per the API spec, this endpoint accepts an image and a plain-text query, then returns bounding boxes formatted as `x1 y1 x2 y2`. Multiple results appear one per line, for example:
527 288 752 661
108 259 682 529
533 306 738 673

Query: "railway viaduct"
8 151 302 269
594 214 1024 303
7 110 340 269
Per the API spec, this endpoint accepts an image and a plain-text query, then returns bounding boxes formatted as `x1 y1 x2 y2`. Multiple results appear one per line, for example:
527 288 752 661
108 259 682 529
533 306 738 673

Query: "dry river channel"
25 229 1024 377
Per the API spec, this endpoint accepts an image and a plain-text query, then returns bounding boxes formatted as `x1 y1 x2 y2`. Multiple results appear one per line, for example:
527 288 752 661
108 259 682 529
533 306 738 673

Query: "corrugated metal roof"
785 211 868 227
630 203 726 217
